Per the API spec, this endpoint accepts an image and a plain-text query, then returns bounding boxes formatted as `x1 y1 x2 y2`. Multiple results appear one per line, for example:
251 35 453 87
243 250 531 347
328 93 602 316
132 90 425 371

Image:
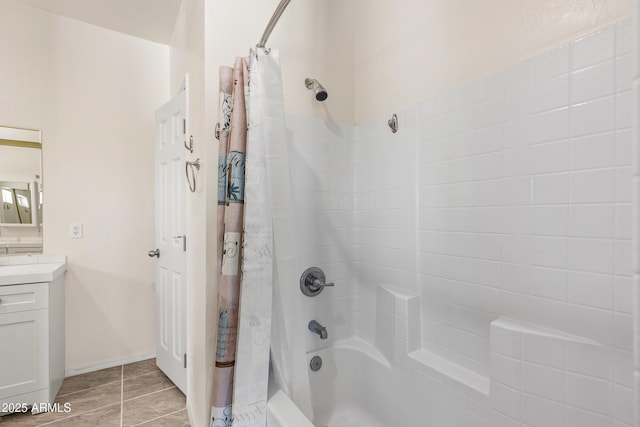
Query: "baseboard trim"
65 352 156 377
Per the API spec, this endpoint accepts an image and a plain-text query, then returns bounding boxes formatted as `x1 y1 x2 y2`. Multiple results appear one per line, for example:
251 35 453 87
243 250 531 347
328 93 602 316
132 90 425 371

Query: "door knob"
148 249 160 258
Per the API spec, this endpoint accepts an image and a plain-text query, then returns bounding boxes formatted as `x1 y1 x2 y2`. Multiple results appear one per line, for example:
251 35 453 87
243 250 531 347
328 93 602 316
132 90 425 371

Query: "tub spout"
308 320 328 339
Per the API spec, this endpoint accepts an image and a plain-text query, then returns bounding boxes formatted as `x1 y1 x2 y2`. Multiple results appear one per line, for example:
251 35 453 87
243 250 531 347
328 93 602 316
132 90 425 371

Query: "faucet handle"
313 279 334 288
300 267 334 297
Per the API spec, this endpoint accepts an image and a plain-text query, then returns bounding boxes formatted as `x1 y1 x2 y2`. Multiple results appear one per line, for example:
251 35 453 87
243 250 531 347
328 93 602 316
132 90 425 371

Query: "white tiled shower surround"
287 20 634 426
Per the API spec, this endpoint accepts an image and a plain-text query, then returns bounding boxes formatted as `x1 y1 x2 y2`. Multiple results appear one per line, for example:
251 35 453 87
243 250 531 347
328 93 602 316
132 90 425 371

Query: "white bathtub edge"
267 389 314 427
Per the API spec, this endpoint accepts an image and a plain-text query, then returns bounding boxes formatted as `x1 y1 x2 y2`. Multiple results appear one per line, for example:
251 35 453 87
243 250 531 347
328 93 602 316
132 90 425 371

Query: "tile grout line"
4 361 171 426
122 369 167 383
57 379 122 398
122 385 179 403
57 361 159 399
128 408 187 427
36 402 122 426
38 373 171 426
48 372 172 426
120 365 124 427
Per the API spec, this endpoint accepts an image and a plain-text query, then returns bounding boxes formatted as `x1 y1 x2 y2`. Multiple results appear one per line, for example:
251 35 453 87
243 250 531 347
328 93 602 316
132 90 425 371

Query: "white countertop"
0 262 67 286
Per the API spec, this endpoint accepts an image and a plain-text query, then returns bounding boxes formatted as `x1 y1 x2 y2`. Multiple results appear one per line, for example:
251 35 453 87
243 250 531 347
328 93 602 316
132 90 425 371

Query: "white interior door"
153 85 187 394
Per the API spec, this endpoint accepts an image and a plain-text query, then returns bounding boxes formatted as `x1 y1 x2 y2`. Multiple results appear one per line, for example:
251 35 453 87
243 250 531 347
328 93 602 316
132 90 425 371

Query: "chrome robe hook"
388 114 398 133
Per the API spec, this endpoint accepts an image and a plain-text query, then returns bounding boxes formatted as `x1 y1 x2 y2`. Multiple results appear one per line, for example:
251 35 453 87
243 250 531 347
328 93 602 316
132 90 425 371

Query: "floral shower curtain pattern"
212 57 249 427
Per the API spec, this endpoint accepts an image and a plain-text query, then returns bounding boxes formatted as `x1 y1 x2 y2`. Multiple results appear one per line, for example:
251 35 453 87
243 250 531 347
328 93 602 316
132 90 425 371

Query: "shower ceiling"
12 0 181 44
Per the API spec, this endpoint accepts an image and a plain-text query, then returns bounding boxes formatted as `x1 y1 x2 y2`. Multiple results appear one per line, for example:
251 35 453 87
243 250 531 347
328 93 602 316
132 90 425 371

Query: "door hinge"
182 119 186 134
184 353 187 368
183 235 186 252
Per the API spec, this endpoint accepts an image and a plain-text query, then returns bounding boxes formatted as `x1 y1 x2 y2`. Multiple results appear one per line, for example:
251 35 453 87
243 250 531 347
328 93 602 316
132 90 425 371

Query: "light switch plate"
69 223 83 239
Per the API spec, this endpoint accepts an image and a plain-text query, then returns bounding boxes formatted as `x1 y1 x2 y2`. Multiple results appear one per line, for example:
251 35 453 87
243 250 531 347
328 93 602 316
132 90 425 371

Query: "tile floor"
0 358 189 426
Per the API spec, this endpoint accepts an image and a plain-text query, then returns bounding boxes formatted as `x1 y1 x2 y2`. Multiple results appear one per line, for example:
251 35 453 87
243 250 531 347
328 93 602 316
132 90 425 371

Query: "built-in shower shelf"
373 283 610 402
374 284 490 397
408 349 490 396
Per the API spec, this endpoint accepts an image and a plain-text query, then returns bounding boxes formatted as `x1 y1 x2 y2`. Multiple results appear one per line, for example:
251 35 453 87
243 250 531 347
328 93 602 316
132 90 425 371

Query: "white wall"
0 145 41 183
169 1 211 426
0 1 53 131
632 2 640 426
286 20 635 426
353 0 632 124
0 0 169 371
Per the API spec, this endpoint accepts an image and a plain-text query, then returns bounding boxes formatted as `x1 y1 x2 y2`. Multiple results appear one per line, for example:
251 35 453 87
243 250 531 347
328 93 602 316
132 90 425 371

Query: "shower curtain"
212 57 248 427
212 48 313 427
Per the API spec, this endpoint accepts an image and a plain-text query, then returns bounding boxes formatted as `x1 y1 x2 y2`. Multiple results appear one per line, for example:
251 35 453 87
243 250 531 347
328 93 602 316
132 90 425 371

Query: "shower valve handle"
311 279 334 290
300 267 333 297
300 267 335 297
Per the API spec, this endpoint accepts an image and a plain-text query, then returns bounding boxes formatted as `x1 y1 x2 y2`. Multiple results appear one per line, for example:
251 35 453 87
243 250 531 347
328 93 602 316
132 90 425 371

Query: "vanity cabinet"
0 261 65 412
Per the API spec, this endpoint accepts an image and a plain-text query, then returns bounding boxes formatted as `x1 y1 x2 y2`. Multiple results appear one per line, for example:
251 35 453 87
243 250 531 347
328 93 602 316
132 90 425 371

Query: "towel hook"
184 135 194 153
388 114 398 133
186 159 200 192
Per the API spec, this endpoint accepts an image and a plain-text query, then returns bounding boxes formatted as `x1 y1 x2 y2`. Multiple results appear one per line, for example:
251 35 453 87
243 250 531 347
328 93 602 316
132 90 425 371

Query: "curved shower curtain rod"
257 0 291 48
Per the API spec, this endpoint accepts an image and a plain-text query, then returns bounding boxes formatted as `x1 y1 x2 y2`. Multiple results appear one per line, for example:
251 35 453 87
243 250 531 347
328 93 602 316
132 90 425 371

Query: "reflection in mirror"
0 126 43 255
1 181 37 224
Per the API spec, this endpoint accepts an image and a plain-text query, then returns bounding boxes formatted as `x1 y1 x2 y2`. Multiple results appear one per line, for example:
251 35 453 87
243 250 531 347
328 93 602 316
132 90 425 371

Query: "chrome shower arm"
257 0 291 48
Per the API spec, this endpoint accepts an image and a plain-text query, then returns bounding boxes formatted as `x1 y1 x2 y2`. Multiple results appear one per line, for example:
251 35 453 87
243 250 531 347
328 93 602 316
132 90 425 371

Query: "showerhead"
305 78 328 102
314 87 328 102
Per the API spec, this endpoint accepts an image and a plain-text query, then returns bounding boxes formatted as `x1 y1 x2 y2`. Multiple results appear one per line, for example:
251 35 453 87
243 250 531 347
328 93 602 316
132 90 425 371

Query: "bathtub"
304 338 395 427
267 387 314 427
266 337 475 427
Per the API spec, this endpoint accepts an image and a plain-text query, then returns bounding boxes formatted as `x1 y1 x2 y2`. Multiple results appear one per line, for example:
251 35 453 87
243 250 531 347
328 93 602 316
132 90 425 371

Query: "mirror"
0 126 42 254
